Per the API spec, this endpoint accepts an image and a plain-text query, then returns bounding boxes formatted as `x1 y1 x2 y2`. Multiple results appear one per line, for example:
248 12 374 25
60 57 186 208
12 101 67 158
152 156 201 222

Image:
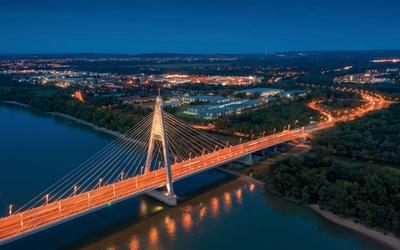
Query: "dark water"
0 103 388 250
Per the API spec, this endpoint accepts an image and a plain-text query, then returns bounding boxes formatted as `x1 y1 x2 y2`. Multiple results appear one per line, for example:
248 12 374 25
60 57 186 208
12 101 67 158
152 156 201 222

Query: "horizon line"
1 49 400 57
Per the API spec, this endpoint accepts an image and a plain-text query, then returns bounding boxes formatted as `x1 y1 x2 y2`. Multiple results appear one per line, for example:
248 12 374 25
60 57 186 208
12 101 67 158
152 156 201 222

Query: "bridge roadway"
0 128 309 244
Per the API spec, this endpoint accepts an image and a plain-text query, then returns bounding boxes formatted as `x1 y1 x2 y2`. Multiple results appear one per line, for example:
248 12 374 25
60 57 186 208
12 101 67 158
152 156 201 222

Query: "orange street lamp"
9 204 13 215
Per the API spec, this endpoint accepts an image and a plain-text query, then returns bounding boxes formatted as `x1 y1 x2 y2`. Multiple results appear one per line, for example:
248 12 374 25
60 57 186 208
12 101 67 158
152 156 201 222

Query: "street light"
8 204 13 215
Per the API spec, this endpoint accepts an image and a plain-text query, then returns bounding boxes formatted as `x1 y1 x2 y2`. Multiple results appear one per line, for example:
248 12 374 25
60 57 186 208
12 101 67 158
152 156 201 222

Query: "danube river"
0 103 387 250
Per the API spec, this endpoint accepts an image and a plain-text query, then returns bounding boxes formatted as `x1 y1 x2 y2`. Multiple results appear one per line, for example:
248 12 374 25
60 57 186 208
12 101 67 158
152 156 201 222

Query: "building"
235 88 282 97
122 96 156 104
181 95 230 104
334 73 390 84
278 90 307 98
185 98 263 119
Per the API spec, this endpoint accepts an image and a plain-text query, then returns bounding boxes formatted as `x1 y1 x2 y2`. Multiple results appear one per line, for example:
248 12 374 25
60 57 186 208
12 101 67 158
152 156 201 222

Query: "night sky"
1 0 399 54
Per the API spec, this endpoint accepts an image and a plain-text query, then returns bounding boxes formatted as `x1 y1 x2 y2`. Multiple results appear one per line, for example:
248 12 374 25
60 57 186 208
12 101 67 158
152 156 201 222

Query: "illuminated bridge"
0 90 386 245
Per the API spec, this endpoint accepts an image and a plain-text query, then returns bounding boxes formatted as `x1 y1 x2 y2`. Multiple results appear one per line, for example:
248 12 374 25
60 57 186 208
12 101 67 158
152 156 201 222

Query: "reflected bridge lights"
129 235 140 250
164 216 176 239
148 226 159 248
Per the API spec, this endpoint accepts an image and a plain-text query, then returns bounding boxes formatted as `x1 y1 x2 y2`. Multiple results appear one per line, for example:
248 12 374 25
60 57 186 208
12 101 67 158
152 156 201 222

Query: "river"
0 103 388 250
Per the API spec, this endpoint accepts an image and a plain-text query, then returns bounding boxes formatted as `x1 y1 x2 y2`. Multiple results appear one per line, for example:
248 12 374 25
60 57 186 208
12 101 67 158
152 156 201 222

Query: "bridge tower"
145 95 175 197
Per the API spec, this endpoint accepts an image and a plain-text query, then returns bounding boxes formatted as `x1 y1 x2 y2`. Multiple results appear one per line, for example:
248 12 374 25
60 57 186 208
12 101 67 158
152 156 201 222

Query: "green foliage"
267 104 400 234
215 99 320 135
313 103 400 165
268 151 400 234
0 78 151 133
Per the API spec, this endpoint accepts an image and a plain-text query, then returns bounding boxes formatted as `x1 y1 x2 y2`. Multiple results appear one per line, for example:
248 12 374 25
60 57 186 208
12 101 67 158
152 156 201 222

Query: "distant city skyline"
1 0 400 54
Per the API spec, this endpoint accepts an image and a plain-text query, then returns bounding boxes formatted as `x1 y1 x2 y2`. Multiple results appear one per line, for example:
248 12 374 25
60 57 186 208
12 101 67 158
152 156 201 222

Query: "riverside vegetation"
0 78 151 133
266 103 400 235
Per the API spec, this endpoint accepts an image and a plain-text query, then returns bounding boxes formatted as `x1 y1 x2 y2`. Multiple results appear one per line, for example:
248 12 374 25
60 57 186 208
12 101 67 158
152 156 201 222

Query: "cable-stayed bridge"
0 91 387 245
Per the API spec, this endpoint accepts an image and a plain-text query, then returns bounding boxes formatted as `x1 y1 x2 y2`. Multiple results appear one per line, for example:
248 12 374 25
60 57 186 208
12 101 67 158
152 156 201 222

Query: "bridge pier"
145 190 177 206
236 153 253 166
300 136 308 143
254 149 267 158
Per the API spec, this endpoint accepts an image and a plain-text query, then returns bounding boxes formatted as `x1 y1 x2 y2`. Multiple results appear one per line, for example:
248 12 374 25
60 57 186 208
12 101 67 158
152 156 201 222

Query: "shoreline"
2 100 399 249
50 112 122 137
1 101 122 138
217 167 265 186
310 204 400 250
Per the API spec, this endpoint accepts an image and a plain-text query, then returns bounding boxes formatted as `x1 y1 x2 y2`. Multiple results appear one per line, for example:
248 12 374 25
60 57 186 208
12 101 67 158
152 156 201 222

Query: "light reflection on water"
198 205 206 221
79 178 387 250
223 192 232 212
249 183 256 192
148 226 159 249
81 181 248 250
210 196 219 218
235 188 243 204
129 236 140 250
181 211 193 233
139 200 148 217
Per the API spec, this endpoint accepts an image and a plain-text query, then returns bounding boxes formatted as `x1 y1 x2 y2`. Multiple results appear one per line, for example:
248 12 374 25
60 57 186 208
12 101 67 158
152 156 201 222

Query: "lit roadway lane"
0 129 307 244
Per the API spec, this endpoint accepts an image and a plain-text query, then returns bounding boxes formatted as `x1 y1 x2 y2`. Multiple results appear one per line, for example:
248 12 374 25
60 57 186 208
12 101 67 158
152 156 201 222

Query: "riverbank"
310 205 400 250
1 101 122 138
50 112 122 137
217 167 264 185
234 146 400 250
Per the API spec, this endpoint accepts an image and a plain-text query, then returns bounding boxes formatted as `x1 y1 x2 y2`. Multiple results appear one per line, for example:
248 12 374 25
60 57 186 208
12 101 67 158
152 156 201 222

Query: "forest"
266 103 400 235
214 98 320 136
313 103 400 165
0 79 151 133
267 150 400 234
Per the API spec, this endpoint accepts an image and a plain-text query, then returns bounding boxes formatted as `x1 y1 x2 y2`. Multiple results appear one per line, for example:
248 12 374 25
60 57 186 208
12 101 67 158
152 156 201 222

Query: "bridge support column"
254 149 267 158
273 145 278 152
145 95 175 198
145 190 177 206
236 153 253 166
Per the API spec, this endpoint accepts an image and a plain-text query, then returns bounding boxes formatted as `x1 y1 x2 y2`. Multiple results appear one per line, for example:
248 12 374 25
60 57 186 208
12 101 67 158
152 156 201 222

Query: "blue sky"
1 0 399 54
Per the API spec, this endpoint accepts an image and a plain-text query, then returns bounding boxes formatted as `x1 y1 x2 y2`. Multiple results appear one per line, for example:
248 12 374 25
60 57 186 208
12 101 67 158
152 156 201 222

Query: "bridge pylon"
144 95 175 197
